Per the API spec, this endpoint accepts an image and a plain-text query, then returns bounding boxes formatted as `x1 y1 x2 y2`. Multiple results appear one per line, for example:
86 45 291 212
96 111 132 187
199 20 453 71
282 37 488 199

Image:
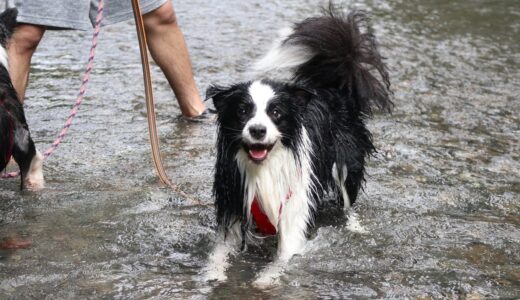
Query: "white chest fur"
236 143 298 230
235 128 315 232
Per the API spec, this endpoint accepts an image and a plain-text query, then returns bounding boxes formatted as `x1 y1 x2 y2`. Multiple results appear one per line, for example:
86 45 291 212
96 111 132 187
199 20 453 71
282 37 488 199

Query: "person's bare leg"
7 24 45 103
143 1 205 117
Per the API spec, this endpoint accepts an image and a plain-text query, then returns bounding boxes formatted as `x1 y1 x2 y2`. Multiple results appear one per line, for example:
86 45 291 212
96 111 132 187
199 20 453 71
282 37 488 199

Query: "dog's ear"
205 84 242 114
290 86 316 107
0 8 18 36
205 85 227 100
205 85 228 114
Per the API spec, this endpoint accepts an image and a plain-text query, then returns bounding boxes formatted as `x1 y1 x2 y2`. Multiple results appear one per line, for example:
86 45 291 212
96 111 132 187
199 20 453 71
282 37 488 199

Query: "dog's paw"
202 247 230 282
253 263 284 289
253 273 281 289
346 211 368 234
25 176 45 190
201 257 229 283
202 267 228 283
24 152 45 190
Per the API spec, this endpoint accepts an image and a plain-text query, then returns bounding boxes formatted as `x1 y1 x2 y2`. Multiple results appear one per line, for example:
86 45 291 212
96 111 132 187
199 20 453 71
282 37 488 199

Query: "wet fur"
205 6 391 284
0 8 43 190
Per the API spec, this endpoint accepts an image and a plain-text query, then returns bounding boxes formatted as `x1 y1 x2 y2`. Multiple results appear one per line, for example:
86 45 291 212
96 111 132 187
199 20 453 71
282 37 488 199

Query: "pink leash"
2 0 104 179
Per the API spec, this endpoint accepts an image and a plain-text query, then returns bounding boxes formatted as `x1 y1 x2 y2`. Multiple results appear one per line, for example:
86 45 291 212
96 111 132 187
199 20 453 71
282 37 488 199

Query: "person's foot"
179 96 207 118
181 109 216 123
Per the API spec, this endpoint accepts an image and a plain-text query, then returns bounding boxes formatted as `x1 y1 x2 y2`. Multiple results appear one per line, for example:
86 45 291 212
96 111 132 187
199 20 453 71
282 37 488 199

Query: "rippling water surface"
1 0 519 298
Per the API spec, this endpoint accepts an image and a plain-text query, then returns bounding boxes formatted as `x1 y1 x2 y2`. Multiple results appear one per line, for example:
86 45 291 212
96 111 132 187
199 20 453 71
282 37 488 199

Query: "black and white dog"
0 8 44 190
205 6 391 284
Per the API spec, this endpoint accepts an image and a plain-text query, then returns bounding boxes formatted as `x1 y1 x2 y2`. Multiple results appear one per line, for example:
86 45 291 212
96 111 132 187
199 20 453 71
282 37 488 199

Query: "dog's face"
208 80 312 164
0 8 17 48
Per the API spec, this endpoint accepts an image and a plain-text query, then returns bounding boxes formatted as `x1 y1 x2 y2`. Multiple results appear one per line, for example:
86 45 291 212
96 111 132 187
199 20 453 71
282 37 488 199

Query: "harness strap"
251 197 277 235
251 189 293 236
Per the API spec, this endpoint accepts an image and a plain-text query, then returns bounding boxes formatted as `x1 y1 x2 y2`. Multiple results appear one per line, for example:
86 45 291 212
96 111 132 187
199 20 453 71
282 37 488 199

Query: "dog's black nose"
249 125 267 140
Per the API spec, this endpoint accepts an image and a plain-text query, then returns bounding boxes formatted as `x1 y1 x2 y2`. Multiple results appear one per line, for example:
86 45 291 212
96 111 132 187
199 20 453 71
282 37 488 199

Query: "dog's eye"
238 107 248 116
272 109 282 120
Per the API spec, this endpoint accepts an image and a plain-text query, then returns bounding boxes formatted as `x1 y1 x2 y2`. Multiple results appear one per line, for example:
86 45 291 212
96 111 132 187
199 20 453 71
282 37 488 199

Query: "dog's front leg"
12 127 44 190
203 221 242 282
277 195 310 261
254 195 311 287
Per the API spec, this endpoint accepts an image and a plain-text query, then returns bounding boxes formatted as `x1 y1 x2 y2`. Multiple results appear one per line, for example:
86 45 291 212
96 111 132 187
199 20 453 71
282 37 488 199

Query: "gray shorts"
6 0 168 30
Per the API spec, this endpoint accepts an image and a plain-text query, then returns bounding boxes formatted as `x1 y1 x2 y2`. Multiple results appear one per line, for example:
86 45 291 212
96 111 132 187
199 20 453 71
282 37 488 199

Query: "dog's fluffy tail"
253 4 392 115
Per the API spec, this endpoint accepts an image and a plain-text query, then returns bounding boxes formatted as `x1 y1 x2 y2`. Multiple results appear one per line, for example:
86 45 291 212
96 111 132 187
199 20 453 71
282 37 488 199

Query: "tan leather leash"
131 0 199 204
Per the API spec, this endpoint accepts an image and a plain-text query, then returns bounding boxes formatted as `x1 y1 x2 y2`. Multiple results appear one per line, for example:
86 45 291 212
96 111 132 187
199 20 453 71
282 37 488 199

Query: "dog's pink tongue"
249 148 268 160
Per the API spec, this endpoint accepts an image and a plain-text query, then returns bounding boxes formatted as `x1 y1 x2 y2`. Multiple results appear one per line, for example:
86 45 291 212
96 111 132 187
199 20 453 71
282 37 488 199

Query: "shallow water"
1 0 519 298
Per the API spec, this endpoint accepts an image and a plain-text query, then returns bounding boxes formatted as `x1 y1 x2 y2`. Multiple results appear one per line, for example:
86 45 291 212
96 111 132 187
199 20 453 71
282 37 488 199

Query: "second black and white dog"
205 7 392 284
0 8 44 190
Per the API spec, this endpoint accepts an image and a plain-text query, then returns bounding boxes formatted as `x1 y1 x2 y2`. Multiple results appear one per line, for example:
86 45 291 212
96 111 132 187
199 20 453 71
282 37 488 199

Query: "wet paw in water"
346 211 368 234
201 243 232 282
24 151 45 190
252 262 285 289
201 265 228 283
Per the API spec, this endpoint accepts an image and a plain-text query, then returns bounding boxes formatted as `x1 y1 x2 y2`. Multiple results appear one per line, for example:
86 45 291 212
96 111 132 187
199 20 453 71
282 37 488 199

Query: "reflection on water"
1 0 519 298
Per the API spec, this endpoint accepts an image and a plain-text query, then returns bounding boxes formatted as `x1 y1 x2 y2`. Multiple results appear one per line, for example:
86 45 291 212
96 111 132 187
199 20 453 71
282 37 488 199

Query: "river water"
1 0 519 298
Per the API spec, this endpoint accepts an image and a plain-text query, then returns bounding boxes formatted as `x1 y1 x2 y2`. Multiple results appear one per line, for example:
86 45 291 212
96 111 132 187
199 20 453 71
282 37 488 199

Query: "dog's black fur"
0 8 40 189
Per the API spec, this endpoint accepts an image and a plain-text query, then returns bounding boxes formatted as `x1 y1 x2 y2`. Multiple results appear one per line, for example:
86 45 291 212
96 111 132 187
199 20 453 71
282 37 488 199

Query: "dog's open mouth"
245 143 275 163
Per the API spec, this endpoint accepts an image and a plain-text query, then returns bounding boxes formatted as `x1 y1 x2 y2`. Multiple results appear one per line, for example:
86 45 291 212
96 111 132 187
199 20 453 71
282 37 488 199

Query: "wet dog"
0 8 44 190
205 6 391 285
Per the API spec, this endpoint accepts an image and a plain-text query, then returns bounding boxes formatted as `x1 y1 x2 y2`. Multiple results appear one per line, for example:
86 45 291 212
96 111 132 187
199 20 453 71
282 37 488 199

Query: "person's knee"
143 2 178 29
10 24 45 52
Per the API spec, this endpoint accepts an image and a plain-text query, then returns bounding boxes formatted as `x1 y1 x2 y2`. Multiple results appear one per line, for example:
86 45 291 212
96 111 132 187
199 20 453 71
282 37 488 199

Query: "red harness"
250 190 292 236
